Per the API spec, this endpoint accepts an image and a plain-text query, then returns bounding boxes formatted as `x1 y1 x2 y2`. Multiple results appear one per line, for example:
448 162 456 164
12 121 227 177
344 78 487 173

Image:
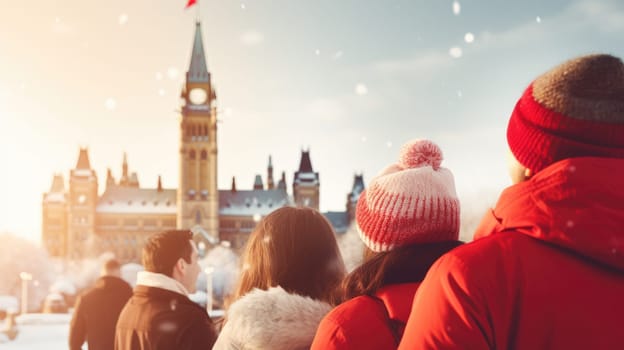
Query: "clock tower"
177 21 219 244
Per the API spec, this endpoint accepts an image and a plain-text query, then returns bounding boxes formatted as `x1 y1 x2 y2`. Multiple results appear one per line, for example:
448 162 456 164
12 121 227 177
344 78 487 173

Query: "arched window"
195 211 202 224
190 150 196 160
186 125 192 138
200 149 207 160
203 125 208 136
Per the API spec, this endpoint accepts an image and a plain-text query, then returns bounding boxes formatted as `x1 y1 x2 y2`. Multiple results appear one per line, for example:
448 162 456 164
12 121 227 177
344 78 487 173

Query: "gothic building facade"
41 22 364 262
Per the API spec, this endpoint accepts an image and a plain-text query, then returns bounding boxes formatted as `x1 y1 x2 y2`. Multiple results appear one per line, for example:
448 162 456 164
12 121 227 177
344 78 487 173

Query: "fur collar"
135 271 189 296
213 287 332 350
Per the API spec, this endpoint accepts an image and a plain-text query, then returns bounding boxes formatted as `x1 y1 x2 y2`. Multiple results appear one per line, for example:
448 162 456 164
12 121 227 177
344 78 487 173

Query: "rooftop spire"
277 171 287 191
253 174 264 190
187 22 210 83
75 148 91 169
157 175 163 192
106 168 115 188
267 155 274 190
122 152 128 178
297 149 314 173
49 173 65 193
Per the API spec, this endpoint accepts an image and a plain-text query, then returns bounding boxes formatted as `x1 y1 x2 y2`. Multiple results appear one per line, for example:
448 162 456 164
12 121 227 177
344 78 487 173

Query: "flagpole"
196 0 200 22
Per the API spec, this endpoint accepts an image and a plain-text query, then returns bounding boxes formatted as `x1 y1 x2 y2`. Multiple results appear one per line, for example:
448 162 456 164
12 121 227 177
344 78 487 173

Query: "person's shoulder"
322 295 385 330
446 232 531 262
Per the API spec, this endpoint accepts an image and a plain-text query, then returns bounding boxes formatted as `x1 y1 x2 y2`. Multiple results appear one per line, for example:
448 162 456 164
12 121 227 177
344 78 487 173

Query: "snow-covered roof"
219 189 289 216
297 173 318 180
97 187 177 214
43 192 66 203
71 169 96 178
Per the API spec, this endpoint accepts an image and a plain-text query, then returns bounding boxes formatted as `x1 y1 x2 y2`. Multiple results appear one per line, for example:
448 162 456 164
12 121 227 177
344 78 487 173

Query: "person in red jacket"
399 54 624 350
312 139 463 350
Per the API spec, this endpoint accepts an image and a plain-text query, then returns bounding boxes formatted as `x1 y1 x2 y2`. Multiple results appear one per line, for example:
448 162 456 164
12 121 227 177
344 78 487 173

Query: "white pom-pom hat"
356 139 460 252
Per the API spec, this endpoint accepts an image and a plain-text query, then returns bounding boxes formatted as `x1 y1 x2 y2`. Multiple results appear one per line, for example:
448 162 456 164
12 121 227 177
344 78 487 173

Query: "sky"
0 0 623 242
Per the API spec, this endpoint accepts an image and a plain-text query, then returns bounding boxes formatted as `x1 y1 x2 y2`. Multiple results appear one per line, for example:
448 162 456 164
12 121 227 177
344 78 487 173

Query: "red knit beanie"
507 54 624 173
355 140 460 252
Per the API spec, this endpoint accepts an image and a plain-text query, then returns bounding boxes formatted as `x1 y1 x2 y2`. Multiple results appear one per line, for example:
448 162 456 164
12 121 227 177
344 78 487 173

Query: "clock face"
189 88 208 105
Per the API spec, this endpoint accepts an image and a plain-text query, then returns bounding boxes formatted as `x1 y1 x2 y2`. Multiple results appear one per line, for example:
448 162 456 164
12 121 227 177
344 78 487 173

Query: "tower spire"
75 148 91 170
267 155 275 190
187 22 210 83
122 152 128 178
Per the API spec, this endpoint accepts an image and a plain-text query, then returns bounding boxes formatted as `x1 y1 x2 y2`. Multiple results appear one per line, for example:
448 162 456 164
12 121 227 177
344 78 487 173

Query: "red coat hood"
475 157 624 271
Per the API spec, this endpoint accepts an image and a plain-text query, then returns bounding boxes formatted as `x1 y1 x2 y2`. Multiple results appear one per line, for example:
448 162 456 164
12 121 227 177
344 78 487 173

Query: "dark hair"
232 207 346 305
103 258 121 272
142 230 193 277
340 240 463 302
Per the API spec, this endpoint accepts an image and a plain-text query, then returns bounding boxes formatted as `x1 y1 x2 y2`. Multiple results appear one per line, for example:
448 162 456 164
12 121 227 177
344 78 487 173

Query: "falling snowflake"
361 136 367 143
169 299 178 311
55 17 61 24
452 1 461 15
263 235 271 244
155 72 163 81
159 321 177 332
167 67 179 80
355 83 368 96
386 141 393 148
457 90 463 98
566 220 574 228
464 32 475 43
105 98 117 111
449 46 463 58
253 213 261 222
315 49 321 56
242 263 251 271
536 16 542 23
158 89 166 96
333 50 344 59
118 13 129 25
241 3 246 10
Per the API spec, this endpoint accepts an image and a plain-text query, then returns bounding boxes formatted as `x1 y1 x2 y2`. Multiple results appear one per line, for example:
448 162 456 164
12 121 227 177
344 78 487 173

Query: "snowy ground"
2 314 69 349
2 311 224 349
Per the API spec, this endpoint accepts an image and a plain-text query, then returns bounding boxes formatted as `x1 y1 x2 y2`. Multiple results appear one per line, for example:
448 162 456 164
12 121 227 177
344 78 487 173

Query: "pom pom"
399 139 443 170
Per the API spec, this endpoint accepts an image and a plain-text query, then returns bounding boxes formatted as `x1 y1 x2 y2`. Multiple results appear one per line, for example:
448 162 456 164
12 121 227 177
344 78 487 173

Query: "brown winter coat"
115 285 216 350
69 276 132 350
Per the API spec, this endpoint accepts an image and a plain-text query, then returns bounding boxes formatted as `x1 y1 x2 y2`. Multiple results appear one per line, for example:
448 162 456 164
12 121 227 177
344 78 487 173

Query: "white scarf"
136 271 189 296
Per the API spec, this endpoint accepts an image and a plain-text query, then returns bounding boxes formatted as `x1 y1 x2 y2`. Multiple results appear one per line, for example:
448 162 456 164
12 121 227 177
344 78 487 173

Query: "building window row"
188 149 208 160
185 124 209 138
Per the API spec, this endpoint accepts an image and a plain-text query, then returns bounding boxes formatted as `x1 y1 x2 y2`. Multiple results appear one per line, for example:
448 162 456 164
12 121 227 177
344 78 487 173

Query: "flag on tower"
186 0 197 9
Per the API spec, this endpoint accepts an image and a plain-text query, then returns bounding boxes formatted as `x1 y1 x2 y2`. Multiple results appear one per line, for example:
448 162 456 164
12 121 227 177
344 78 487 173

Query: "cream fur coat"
212 286 332 350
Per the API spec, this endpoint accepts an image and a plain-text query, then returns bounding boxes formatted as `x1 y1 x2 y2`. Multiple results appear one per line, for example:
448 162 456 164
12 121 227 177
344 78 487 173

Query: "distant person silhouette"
311 139 463 350
69 258 131 350
213 207 346 350
399 54 624 349
115 230 216 350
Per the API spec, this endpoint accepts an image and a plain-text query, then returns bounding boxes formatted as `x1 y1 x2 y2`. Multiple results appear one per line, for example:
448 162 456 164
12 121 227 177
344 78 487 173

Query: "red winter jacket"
399 157 624 350
311 283 418 350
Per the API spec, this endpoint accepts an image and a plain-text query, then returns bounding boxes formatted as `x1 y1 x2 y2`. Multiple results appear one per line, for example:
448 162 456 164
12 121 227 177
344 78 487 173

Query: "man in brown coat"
115 230 217 350
69 258 132 350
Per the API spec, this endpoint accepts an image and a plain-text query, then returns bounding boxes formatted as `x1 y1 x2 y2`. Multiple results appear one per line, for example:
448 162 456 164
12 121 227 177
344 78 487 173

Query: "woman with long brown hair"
311 139 463 349
213 206 346 350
